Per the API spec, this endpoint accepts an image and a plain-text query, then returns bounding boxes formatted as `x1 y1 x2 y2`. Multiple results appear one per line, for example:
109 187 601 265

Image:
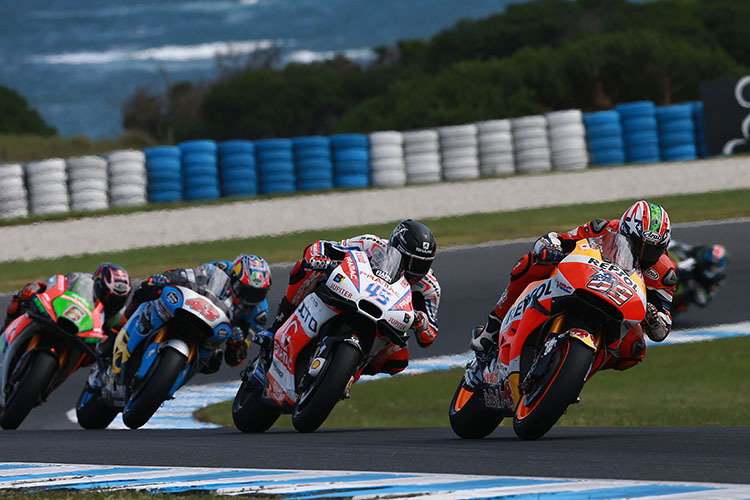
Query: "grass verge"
195 336 750 428
1 188 749 292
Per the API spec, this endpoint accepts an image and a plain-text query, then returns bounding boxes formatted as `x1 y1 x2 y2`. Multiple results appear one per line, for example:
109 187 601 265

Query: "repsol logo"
509 281 552 319
587 258 635 288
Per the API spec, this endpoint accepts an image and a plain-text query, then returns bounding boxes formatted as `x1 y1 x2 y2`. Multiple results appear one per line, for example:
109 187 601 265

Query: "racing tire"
291 342 360 433
75 383 119 430
513 337 594 440
449 380 504 439
232 371 280 433
122 347 186 430
0 350 58 430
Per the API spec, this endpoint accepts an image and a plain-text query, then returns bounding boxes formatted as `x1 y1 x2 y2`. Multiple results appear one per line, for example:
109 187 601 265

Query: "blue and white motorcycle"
76 264 234 429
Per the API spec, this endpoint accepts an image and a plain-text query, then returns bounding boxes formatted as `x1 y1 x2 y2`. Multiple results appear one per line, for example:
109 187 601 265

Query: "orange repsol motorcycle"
450 233 648 440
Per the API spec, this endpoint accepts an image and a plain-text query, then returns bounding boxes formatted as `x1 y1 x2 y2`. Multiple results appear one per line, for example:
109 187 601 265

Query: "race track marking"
1 462 748 499
65 321 750 430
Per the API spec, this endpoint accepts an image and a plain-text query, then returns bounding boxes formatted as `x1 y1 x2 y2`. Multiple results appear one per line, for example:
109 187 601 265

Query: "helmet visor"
232 281 268 306
639 241 666 269
404 254 433 280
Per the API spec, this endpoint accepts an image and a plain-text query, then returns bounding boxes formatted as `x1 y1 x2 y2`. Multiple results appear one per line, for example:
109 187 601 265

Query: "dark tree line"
122 0 750 143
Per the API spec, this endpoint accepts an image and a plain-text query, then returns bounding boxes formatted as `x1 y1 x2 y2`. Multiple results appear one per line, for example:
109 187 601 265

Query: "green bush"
0 86 55 136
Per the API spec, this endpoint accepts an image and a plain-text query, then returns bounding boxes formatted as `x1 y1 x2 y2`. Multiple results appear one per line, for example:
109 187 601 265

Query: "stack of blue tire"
582 110 625 166
179 140 220 201
656 104 697 162
256 139 296 194
218 140 257 197
144 146 182 203
293 136 334 192
330 134 370 188
691 101 709 158
616 101 660 163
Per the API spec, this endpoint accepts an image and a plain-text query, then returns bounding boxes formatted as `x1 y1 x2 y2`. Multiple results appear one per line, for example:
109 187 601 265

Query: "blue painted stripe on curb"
59 469 291 489
0 466 156 482
155 472 418 493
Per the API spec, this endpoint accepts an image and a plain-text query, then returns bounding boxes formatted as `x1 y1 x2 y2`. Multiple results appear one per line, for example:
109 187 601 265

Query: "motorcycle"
0 274 105 430
668 242 728 315
232 246 417 433
76 264 234 430
450 233 647 440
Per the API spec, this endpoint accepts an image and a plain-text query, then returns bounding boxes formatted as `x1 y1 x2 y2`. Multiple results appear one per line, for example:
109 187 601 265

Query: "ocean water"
0 0 518 139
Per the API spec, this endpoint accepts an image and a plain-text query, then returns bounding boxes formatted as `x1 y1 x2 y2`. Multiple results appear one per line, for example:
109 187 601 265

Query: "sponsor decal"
508 281 553 320
333 273 345 283
329 283 353 299
403 312 411 324
643 267 659 280
586 271 634 306
374 269 392 282
568 328 596 349
63 305 85 322
166 292 179 305
297 302 319 333
387 316 407 329
587 258 637 288
311 359 321 370
662 268 678 288
643 230 663 244
556 281 574 294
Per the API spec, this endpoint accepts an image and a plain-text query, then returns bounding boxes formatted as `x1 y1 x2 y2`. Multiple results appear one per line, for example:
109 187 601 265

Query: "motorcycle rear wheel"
122 347 186 430
0 350 58 430
449 380 504 439
75 383 119 430
232 362 280 433
291 342 360 433
512 337 593 440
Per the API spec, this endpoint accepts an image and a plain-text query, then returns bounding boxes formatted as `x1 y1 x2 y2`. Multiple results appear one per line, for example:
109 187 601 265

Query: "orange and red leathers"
3 280 47 329
484 219 676 352
280 234 441 373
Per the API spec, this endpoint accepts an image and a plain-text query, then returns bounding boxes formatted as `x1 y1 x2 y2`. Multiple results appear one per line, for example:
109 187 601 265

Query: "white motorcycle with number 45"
232 247 417 433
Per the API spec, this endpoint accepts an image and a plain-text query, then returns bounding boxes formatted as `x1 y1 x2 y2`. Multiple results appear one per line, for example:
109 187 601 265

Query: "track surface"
1 219 748 485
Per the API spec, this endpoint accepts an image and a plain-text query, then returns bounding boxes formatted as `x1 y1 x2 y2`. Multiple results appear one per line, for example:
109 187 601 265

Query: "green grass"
0 132 154 164
196 336 750 428
1 188 749 292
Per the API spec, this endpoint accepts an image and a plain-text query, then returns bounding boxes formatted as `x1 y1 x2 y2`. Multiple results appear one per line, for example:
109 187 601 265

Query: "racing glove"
412 311 436 348
305 256 333 271
643 303 669 342
224 327 250 367
146 273 169 286
533 232 564 265
470 325 498 354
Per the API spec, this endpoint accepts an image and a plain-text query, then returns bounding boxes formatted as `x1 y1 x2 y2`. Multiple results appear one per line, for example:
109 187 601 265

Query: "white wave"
285 48 376 64
33 40 280 65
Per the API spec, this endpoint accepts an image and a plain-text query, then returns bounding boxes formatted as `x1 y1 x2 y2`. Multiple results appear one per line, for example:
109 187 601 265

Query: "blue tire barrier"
334 174 370 188
218 140 257 197
330 134 369 149
293 136 333 191
331 133 370 188
145 146 182 202
180 139 220 202
583 110 625 167
256 139 296 194
656 104 696 162
691 101 708 158
616 101 660 163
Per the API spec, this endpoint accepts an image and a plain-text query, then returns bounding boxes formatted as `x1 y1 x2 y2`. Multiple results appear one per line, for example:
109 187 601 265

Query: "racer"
266 219 441 377
668 240 728 311
471 200 676 372
94 255 271 392
2 263 132 341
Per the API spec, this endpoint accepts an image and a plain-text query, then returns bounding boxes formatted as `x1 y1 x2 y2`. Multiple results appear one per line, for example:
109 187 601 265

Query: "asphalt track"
1 219 749 486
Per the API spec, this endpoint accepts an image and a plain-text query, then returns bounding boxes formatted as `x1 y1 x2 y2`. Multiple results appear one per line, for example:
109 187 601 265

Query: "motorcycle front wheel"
122 347 186 430
512 336 593 440
75 383 119 430
449 380 504 439
232 359 280 433
0 350 58 430
291 342 360 433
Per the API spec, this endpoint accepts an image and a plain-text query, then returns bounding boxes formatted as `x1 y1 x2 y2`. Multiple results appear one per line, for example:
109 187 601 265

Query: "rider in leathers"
471 200 676 373
268 219 440 376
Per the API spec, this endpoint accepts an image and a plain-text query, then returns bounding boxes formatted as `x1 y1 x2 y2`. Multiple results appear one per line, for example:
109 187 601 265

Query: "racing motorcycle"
668 242 728 316
76 264 234 430
232 246 417 433
450 233 647 440
0 274 106 430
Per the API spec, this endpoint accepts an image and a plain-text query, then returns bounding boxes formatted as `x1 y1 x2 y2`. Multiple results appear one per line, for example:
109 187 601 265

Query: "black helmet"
93 263 131 315
388 219 436 283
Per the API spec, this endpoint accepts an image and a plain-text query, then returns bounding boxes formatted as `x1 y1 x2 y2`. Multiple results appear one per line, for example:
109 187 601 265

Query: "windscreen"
370 246 403 285
66 274 95 309
196 264 232 309
595 232 636 273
